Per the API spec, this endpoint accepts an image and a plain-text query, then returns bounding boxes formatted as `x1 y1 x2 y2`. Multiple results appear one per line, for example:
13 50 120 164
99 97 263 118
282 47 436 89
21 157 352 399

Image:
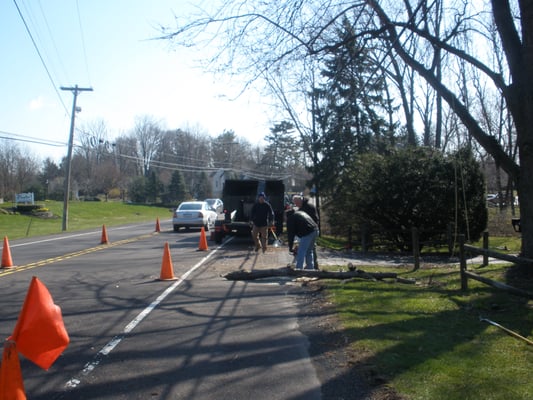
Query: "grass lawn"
317 232 533 399
0 200 170 240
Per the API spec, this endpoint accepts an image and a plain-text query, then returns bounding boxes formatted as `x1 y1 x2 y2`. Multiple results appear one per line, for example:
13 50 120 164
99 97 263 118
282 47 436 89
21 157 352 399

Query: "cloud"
29 96 44 110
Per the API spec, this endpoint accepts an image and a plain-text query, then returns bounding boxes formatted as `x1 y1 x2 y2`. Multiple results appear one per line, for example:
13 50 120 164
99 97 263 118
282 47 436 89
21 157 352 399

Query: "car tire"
173 225 180 232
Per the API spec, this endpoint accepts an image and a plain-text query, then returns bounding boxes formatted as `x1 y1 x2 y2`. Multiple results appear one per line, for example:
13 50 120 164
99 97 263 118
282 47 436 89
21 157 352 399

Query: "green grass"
318 232 531 398
0 200 170 239
323 263 533 399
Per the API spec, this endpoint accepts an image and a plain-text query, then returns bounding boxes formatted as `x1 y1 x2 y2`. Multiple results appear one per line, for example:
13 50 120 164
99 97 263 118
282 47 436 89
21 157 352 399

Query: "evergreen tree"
313 17 397 194
327 147 487 250
261 121 301 175
195 171 212 199
168 170 188 203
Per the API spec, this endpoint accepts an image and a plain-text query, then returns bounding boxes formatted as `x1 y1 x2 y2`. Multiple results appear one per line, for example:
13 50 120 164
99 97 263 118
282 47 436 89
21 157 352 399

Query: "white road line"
64 237 233 389
9 222 165 248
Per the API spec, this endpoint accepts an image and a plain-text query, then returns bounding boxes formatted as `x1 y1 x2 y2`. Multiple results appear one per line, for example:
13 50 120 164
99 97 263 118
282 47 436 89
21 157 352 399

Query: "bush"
327 147 487 250
15 204 44 214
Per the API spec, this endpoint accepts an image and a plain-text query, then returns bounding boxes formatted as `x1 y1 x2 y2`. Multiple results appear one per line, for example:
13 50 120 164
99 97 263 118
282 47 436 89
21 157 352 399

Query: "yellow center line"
0 232 157 276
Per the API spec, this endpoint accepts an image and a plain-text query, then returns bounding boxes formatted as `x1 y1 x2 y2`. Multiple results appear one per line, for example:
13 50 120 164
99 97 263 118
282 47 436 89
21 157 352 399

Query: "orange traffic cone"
155 217 161 233
100 225 109 244
0 341 26 399
2 236 14 268
198 227 208 251
159 242 178 281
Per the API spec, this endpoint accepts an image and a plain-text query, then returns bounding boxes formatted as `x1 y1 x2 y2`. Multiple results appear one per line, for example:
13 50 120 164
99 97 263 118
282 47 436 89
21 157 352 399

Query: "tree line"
0 117 310 205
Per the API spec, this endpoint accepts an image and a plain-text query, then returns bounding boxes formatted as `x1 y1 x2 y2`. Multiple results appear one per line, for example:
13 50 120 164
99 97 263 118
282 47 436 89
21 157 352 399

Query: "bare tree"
0 140 39 200
132 115 165 176
164 0 533 257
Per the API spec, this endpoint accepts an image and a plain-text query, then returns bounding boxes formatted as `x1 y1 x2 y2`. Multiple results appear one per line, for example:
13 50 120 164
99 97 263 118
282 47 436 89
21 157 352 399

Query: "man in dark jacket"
286 209 319 270
250 192 274 253
292 195 319 269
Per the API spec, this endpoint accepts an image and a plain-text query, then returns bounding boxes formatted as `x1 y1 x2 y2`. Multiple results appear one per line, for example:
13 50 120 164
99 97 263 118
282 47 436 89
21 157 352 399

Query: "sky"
1 0 275 163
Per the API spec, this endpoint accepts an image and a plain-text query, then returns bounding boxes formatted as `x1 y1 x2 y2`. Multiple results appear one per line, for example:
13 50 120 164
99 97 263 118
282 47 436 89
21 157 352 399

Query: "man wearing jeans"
292 195 320 269
250 192 274 253
286 209 319 270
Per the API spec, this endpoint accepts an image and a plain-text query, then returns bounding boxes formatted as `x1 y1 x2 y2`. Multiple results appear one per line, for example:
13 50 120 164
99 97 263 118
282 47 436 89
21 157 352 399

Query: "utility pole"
60 85 93 231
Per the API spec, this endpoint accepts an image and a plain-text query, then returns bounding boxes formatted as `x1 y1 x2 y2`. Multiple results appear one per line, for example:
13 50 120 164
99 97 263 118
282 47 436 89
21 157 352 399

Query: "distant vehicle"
172 201 218 232
204 198 224 214
486 193 510 207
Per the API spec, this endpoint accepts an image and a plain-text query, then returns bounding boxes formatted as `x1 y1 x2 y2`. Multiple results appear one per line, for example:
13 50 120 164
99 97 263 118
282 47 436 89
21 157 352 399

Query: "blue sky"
1 0 273 162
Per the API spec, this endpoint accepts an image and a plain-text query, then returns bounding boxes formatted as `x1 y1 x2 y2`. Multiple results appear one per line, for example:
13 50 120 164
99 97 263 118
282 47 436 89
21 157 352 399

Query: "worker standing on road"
286 209 319 270
250 192 275 253
292 195 319 269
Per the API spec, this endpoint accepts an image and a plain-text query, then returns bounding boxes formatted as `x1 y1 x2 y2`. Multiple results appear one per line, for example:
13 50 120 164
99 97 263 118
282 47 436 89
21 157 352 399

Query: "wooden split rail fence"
458 233 533 299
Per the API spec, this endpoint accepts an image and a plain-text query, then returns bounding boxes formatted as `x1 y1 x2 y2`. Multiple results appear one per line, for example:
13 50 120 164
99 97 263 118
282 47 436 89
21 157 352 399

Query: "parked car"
204 198 224 214
173 201 218 232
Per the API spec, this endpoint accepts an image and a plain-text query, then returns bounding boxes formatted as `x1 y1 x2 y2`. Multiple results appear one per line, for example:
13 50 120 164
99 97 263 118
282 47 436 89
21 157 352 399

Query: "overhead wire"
76 0 92 86
37 0 70 84
0 130 67 147
12 0 70 116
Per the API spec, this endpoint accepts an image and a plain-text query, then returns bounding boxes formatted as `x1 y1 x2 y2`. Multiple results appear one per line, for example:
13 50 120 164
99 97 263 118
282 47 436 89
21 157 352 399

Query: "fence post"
483 231 489 267
459 234 468 291
482 231 489 267
361 225 368 253
447 223 453 255
412 227 420 271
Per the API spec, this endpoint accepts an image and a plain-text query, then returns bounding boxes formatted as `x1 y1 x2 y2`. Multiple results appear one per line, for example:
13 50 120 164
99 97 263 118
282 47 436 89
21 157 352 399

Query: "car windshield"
179 203 202 211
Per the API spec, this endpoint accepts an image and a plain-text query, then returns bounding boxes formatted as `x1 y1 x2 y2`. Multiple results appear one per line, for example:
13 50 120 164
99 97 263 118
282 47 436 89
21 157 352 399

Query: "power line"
0 130 67 147
75 0 92 86
12 0 70 115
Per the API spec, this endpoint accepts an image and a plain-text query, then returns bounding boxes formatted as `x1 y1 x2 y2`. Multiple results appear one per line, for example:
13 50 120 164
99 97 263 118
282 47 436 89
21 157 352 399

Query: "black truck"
213 179 286 244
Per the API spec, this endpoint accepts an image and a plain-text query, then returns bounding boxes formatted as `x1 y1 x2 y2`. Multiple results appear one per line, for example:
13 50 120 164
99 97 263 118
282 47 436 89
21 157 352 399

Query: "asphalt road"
0 221 322 399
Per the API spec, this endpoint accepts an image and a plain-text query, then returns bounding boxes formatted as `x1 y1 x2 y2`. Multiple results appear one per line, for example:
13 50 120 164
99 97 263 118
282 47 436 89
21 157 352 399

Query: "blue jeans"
295 230 318 269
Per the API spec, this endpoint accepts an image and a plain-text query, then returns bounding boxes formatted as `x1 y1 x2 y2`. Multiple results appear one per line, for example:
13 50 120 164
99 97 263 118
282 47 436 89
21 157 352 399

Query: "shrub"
327 147 487 250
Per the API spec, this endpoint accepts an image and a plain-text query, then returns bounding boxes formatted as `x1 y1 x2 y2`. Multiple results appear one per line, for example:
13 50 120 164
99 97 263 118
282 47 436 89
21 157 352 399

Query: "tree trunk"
222 266 415 283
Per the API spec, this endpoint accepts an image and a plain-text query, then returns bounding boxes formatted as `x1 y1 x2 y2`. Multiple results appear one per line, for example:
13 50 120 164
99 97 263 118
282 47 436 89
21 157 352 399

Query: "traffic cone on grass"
2 236 14 268
159 242 178 281
155 217 161 233
198 227 208 251
100 225 109 244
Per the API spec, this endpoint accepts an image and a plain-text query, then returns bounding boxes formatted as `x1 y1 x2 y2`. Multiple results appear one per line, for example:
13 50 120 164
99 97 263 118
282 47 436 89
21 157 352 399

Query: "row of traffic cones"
0 222 206 397
100 217 162 245
0 223 116 269
3 221 209 275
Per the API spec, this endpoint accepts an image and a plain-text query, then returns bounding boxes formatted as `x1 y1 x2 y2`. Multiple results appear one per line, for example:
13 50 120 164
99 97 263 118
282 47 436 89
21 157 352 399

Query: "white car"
204 198 224 214
173 201 218 232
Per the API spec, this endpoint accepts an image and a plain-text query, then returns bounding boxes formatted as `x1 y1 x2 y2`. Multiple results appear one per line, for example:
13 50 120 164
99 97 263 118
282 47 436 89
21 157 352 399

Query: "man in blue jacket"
286 209 319 270
250 192 274 253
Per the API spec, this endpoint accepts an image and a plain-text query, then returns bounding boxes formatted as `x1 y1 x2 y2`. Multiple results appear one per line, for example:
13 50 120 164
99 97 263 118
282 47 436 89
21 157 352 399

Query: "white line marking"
64 237 233 389
10 222 165 248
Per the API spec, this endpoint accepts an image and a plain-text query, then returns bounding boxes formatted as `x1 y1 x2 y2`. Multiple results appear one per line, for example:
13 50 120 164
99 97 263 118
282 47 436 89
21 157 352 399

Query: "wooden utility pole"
60 85 93 231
